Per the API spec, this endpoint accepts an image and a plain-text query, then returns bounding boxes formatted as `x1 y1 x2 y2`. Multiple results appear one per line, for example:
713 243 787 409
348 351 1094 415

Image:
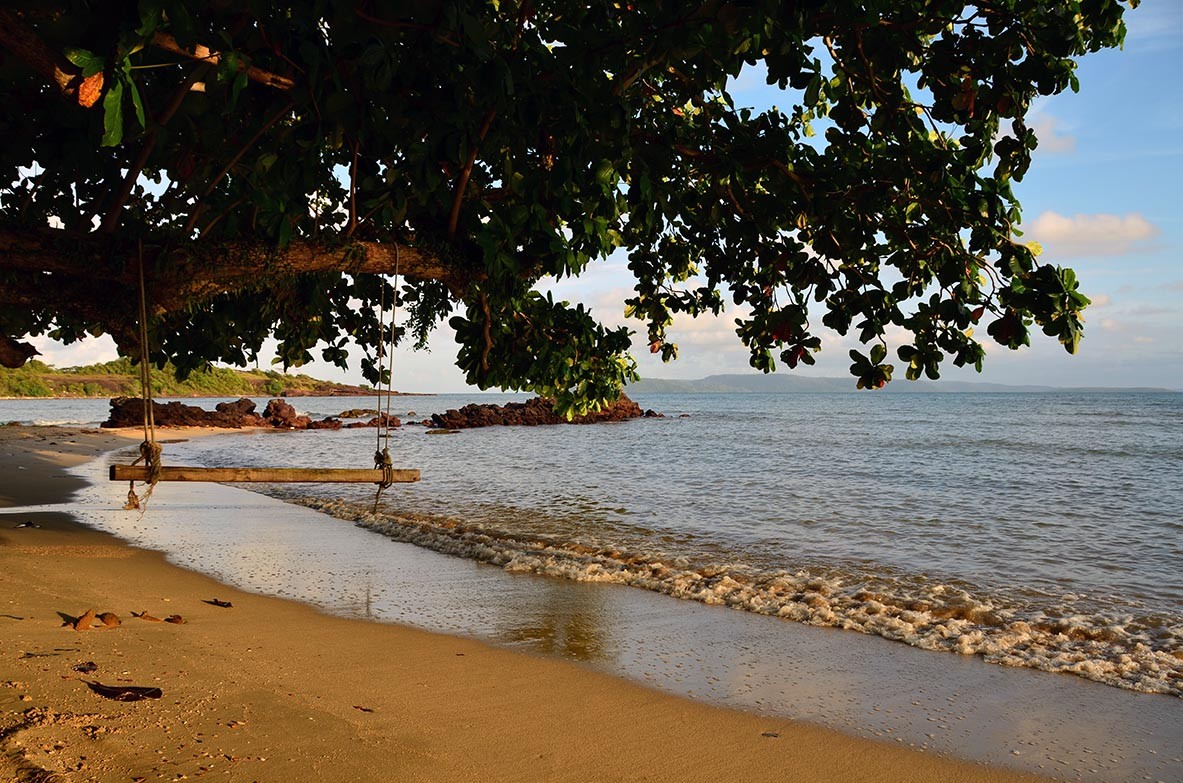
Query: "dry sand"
0 425 1052 782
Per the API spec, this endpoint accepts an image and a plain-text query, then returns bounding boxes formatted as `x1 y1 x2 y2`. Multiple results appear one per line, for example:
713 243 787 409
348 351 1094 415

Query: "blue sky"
33 4 1182 391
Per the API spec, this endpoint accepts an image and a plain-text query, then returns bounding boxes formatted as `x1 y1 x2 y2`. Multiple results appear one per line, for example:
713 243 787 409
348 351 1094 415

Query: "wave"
294 496 1182 697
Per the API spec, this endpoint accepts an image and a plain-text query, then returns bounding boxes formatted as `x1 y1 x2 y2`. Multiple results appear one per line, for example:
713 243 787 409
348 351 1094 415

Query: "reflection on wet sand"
495 578 610 661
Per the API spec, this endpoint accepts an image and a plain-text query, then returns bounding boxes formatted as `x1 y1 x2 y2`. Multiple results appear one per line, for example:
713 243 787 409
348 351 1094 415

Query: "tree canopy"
0 0 1135 413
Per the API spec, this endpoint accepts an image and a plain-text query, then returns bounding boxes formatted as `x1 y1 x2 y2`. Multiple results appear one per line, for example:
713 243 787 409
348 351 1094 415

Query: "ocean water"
5 391 1181 697
126 390 1183 698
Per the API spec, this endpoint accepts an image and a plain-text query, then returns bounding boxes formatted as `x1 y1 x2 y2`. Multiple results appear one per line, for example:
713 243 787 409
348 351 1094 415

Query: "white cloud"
1029 113 1076 154
1089 294 1112 308
28 334 119 368
1023 211 1160 258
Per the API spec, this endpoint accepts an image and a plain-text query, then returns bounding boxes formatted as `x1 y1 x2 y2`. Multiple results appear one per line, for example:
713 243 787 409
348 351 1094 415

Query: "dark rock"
215 398 258 417
338 408 380 418
343 412 401 429
102 397 343 431
643 409 665 418
102 397 251 428
428 395 643 430
261 399 320 429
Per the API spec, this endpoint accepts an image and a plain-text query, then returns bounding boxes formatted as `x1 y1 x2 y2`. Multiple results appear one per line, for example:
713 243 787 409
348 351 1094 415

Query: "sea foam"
295 496 1182 697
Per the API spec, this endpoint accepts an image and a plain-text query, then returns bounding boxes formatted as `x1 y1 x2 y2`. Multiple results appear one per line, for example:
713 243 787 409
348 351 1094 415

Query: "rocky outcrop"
338 408 380 418
103 397 258 428
429 395 643 429
260 399 311 429
101 397 391 430
344 412 401 429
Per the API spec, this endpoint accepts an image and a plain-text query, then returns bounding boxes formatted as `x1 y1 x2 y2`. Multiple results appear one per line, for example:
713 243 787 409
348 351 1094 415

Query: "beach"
0 424 1066 782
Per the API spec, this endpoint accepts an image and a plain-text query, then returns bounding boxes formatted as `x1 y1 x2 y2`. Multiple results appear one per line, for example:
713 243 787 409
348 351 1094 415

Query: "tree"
0 0 1135 413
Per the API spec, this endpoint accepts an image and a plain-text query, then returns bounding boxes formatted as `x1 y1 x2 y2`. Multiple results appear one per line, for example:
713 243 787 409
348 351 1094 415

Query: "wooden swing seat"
110 465 419 484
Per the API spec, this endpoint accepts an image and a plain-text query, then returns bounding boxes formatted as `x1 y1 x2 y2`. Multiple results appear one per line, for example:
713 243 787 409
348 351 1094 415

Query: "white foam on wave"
297 497 1183 697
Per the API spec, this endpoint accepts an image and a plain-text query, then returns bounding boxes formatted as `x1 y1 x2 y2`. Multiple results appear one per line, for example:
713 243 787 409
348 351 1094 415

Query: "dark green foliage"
0 1 1134 411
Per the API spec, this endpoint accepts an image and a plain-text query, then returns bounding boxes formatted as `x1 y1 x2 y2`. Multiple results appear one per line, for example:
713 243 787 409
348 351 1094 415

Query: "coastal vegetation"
0 358 372 399
0 2 1136 413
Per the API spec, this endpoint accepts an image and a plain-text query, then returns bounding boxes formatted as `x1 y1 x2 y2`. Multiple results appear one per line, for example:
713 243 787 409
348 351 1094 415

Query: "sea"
3 391 1182 780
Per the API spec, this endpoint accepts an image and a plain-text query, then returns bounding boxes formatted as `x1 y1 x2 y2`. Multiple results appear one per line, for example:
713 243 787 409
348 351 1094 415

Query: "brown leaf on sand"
131 611 162 622
84 681 163 702
203 598 233 608
72 609 96 631
97 612 121 628
163 614 186 625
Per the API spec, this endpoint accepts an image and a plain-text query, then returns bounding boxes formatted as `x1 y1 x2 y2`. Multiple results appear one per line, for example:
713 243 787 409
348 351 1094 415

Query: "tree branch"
0 335 39 369
151 32 296 91
0 226 466 296
0 9 103 108
447 108 497 236
0 225 475 367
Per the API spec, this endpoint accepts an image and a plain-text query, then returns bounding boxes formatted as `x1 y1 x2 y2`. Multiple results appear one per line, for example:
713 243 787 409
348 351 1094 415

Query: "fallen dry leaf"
84 681 163 702
72 609 96 631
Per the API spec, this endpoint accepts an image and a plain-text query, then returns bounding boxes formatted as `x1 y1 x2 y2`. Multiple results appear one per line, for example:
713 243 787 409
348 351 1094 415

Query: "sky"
31 3 1183 392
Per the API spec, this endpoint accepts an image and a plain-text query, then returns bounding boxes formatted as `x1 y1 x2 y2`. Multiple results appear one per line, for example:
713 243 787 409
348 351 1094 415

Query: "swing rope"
372 245 399 512
125 241 162 511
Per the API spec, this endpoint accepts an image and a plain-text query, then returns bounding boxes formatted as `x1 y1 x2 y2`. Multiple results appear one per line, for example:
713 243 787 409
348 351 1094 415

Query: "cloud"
1089 294 1112 308
1029 114 1076 154
1023 211 1160 258
28 334 119 368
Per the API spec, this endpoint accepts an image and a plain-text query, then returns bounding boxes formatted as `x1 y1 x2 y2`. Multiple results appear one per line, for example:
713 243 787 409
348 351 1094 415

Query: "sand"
0 425 1052 782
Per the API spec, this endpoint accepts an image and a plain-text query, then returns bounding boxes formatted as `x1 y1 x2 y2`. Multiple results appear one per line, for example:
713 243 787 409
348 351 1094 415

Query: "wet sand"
0 425 1174 782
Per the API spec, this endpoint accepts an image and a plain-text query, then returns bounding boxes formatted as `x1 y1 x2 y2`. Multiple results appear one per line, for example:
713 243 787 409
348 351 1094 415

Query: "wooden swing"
110 246 418 508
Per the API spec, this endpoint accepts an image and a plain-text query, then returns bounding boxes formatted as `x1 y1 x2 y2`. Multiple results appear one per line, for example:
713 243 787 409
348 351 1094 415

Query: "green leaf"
64 48 104 78
125 75 146 130
231 70 248 109
100 80 124 147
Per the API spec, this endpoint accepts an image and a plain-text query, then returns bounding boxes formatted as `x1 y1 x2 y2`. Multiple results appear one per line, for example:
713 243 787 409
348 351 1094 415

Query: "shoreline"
0 425 1061 783
0 391 434 402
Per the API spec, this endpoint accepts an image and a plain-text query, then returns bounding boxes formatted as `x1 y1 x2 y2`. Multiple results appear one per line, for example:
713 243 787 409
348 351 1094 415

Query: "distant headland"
627 373 1179 395
0 358 417 399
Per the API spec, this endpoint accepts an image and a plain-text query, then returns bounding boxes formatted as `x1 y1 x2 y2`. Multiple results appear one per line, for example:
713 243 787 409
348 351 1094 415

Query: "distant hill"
627 373 1177 395
0 358 390 399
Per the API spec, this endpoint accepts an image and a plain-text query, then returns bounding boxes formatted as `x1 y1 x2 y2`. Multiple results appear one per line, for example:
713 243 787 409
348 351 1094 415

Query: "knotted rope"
125 242 161 512
372 246 399 513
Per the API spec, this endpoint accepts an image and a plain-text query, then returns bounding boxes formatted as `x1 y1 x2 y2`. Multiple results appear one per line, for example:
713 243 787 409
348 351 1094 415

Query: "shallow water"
144 391 1183 697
